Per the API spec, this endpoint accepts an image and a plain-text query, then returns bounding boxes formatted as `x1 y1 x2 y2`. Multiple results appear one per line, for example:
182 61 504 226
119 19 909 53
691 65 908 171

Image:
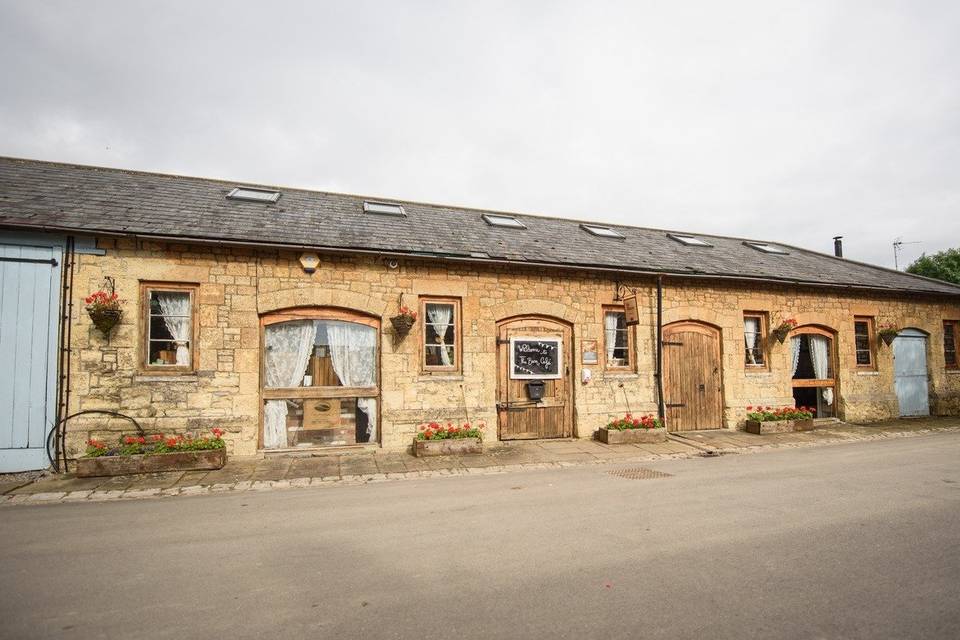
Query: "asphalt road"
2 433 959 640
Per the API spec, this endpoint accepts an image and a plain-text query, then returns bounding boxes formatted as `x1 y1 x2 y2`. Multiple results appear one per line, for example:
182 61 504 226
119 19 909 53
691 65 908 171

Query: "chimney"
833 236 843 258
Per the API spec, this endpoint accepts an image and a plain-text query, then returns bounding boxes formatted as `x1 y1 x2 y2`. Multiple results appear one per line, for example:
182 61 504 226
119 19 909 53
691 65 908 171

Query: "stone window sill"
416 374 465 382
946 369 960 375
133 375 200 383
855 370 880 376
745 370 771 377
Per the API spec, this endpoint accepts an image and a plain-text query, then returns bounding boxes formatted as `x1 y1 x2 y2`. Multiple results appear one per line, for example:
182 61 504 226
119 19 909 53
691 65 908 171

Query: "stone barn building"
1 157 958 471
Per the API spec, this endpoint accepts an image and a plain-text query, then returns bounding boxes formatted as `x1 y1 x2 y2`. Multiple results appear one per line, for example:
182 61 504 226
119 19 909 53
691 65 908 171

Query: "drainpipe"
655 275 665 422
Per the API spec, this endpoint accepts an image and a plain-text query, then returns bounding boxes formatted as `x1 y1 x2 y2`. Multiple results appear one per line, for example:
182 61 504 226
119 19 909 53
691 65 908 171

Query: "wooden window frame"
258 307 381 450
790 327 837 388
743 311 768 371
853 316 876 370
140 282 199 374
944 320 959 369
420 297 462 374
602 307 635 372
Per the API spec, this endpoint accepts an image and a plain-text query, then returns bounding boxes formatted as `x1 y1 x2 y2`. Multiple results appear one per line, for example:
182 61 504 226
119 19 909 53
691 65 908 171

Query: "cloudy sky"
1 1 957 269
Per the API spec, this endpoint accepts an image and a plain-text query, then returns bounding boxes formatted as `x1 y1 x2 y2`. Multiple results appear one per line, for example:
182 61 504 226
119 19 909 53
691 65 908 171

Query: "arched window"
789 326 836 418
261 309 379 450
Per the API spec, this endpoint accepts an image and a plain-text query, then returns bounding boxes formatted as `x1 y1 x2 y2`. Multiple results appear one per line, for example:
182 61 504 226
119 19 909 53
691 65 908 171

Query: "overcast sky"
1 1 957 269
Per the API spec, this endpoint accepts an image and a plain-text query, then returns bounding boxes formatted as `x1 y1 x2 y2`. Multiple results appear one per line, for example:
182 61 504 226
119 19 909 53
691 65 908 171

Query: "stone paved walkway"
3 417 958 506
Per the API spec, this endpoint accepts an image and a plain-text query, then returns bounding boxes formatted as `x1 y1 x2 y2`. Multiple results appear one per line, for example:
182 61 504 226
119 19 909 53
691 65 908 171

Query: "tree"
906 248 960 285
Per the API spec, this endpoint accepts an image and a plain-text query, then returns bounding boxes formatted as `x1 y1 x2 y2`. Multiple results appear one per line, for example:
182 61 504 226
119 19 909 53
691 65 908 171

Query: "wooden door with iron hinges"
662 322 723 431
496 317 573 440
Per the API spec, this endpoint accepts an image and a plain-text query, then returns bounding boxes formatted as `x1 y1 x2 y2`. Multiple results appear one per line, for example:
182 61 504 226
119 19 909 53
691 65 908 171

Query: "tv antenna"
892 237 922 270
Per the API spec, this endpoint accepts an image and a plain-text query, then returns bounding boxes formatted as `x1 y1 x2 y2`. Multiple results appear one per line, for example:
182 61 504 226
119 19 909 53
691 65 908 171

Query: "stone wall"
64 237 960 457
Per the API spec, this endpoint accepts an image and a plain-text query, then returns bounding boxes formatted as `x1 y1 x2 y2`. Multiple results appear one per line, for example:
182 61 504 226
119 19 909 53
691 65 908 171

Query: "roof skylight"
667 233 712 247
226 187 281 203
363 201 406 216
744 241 789 255
581 224 625 239
482 214 526 229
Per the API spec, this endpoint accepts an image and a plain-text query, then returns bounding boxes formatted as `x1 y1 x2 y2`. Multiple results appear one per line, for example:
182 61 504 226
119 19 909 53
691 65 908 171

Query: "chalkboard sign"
510 337 562 379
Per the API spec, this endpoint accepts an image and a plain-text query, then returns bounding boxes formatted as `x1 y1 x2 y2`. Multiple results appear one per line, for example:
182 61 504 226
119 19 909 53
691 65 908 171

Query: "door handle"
699 384 705 392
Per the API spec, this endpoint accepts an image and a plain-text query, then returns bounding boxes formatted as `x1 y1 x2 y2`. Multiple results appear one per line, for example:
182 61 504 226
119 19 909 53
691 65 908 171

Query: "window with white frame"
603 309 633 369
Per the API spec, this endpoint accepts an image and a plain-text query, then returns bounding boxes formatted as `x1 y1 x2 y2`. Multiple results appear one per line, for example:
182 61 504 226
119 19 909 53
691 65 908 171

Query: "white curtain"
604 312 619 361
809 335 834 405
326 321 378 441
157 292 191 365
263 320 317 449
427 305 453 366
790 336 802 377
744 317 760 364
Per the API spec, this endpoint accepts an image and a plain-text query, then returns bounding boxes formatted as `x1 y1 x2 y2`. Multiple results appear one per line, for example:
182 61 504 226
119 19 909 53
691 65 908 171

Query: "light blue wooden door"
893 329 930 417
0 237 63 472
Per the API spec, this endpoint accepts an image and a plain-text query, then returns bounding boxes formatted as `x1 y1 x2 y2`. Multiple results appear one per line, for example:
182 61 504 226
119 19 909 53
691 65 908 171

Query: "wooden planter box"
597 427 667 444
75 449 226 478
745 419 814 434
413 437 482 457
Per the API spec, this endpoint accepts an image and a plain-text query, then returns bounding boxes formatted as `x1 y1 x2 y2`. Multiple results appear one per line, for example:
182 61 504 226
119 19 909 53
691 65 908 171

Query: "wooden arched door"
496 316 573 440
662 322 723 431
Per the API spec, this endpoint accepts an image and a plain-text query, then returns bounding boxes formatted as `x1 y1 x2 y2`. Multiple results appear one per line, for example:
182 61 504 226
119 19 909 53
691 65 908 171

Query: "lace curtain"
744 317 760 364
156 292 191 365
427 304 453 366
263 320 317 449
326 321 378 441
604 312 619 361
790 336 802 377
809 335 834 405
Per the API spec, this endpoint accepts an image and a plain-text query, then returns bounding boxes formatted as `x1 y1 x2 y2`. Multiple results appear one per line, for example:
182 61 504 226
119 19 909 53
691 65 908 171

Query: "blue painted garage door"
0 236 63 472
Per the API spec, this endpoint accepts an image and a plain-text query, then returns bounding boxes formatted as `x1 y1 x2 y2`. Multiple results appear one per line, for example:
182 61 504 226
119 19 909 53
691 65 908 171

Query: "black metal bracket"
0 256 58 266
614 281 640 301
46 410 145 473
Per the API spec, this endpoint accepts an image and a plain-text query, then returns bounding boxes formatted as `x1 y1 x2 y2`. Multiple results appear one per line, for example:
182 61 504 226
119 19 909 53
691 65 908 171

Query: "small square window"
854 318 874 368
363 201 406 216
668 233 713 247
421 298 461 372
581 224 625 239
226 187 281 203
142 284 197 372
944 320 958 368
744 313 767 367
603 309 633 370
744 241 789 254
482 214 526 229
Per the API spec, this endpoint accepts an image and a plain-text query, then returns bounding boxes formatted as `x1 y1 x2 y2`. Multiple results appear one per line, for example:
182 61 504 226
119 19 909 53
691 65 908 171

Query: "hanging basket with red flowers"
85 289 124 335
389 305 417 339
771 318 798 343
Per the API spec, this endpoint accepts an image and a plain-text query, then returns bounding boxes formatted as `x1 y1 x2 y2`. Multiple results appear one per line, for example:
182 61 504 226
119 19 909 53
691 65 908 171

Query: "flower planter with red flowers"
413 421 484 457
76 430 227 477
743 406 814 434
597 414 667 444
771 318 798 344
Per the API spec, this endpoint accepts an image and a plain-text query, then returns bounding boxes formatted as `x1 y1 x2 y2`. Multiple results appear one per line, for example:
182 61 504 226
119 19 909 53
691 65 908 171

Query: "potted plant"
85 289 123 335
390 305 417 339
771 318 798 343
413 421 484 456
597 413 666 444
76 428 227 477
744 406 814 434
877 325 900 346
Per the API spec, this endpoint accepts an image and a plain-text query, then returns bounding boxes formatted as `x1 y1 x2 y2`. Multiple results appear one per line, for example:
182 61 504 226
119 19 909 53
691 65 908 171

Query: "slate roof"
1 156 958 298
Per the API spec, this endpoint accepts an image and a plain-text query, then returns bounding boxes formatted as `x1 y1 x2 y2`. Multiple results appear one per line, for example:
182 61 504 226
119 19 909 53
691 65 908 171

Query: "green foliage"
83 430 226 457
746 406 813 422
416 421 485 441
906 248 960 285
606 413 662 430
